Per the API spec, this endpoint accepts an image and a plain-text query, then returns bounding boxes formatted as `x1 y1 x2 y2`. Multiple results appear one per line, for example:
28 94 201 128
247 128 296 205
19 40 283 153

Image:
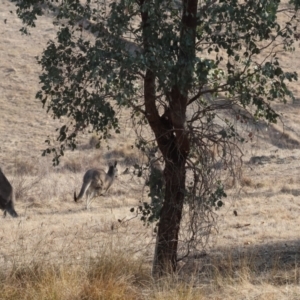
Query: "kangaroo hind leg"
86 188 95 210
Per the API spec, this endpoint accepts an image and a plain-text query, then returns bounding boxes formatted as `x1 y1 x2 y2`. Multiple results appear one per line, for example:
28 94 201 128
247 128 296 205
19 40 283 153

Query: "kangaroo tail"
74 181 91 203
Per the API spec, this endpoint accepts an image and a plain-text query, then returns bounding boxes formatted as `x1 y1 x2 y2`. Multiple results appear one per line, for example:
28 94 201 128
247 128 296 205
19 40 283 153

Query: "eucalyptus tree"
12 0 299 276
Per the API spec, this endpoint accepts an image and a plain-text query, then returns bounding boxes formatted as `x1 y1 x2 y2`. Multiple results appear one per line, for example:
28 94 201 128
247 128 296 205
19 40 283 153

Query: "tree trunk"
152 156 186 276
141 0 197 277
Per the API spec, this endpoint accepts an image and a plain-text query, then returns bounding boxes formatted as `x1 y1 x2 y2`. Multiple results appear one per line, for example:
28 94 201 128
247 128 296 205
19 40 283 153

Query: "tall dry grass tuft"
0 242 300 299
12 173 43 202
148 275 205 300
0 263 81 300
0 251 150 300
83 250 151 300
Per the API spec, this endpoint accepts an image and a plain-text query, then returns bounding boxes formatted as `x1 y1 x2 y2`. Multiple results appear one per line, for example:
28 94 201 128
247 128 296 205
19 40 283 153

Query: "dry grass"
0 251 149 300
1 0 300 299
0 246 299 300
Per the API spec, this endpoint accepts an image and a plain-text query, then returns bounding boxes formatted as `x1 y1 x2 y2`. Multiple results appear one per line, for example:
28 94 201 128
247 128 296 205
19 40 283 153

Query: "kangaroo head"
107 161 118 178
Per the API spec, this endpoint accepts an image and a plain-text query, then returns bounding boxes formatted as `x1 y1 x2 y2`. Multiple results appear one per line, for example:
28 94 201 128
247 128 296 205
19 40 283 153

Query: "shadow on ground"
180 239 300 284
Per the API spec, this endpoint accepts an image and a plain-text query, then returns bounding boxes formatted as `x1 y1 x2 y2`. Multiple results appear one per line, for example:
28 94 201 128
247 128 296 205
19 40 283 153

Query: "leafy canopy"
12 0 299 165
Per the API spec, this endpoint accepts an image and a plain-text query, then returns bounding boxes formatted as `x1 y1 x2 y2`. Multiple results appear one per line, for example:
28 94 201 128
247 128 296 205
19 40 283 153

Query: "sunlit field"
1 0 300 298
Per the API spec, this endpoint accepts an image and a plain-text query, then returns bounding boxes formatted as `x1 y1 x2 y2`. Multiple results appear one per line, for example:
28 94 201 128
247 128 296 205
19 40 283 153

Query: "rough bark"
152 154 187 275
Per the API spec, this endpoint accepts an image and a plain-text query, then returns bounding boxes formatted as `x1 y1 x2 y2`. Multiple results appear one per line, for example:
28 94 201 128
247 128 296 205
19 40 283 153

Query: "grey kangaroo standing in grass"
74 161 118 209
0 168 18 218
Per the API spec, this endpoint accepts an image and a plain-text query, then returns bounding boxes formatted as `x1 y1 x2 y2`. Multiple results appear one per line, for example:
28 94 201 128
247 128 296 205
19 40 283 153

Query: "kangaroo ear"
114 161 117 167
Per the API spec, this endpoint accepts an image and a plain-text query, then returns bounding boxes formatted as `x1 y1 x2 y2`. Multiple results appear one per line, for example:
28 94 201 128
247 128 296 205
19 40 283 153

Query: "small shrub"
12 174 42 201
281 186 291 194
240 177 254 187
13 159 37 176
89 135 100 149
255 182 264 189
63 158 82 173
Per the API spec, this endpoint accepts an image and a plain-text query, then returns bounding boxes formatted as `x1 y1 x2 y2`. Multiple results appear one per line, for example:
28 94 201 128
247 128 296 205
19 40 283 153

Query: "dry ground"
1 0 300 299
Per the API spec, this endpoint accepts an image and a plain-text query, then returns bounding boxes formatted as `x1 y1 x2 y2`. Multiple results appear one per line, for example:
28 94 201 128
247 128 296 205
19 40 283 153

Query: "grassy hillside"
1 0 300 298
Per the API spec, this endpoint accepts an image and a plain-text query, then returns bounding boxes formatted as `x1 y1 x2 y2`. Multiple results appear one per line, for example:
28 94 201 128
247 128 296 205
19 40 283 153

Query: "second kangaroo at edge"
74 161 118 210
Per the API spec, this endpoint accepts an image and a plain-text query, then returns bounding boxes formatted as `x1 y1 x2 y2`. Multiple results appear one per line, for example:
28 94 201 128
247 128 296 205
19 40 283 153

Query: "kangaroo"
74 161 118 209
0 168 18 218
